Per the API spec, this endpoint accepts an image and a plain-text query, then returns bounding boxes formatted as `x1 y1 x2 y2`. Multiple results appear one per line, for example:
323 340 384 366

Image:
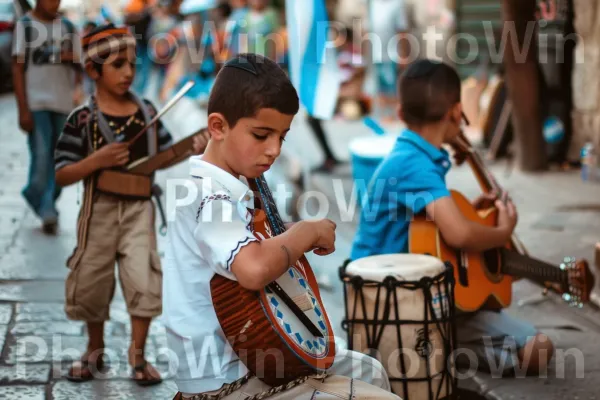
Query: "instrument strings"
254 176 286 236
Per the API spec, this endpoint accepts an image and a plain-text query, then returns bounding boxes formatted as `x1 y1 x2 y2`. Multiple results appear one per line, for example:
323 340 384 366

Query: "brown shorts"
65 192 162 322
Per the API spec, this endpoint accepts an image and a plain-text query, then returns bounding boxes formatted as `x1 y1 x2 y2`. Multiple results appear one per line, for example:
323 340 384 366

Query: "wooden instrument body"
96 169 153 198
210 191 335 386
127 133 200 175
409 190 513 312
411 132 594 312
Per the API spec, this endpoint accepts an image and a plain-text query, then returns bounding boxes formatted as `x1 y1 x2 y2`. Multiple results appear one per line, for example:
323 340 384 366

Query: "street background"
1 84 600 398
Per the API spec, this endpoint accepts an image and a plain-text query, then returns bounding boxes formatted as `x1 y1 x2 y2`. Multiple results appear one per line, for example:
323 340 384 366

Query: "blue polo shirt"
350 129 452 260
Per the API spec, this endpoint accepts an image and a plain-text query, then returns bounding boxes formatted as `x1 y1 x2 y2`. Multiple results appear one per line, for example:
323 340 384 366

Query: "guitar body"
210 183 335 386
409 190 513 312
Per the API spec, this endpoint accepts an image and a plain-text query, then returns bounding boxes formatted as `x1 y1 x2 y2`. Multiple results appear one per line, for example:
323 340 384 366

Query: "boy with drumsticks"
350 59 554 376
54 23 208 385
163 53 399 399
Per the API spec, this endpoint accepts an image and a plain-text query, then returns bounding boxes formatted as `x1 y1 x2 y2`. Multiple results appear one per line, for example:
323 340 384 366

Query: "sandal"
66 354 105 382
131 360 163 387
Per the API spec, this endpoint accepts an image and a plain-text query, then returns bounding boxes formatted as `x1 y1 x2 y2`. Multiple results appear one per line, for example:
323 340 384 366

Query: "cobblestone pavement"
2 89 600 399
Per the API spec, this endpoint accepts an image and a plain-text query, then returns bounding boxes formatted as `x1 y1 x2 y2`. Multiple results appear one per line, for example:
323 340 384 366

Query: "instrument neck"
500 249 568 285
252 175 287 235
465 147 503 196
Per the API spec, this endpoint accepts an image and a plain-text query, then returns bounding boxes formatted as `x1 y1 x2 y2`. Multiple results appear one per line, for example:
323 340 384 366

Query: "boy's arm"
11 19 32 133
56 143 131 187
55 110 131 186
426 196 517 252
195 198 335 291
230 220 335 290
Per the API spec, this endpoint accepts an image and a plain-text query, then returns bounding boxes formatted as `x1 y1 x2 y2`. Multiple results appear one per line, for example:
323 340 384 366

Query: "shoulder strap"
133 95 157 157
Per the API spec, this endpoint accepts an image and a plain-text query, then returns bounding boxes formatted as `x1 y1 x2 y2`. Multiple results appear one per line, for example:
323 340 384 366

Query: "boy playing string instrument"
54 24 207 385
351 59 554 376
163 53 399 399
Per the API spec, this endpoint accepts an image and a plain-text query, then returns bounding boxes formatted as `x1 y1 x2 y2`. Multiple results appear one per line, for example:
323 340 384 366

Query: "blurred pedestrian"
54 23 207 385
124 0 155 95
369 0 410 122
12 0 82 234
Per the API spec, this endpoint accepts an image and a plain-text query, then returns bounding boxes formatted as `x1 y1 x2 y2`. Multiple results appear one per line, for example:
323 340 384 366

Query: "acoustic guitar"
409 132 594 312
210 175 336 386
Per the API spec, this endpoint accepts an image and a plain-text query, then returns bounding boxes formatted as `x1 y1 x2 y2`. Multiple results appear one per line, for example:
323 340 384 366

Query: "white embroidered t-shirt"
162 156 258 394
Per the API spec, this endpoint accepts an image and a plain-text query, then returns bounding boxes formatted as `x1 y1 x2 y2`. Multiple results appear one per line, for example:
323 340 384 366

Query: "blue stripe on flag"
299 0 327 117
286 0 340 120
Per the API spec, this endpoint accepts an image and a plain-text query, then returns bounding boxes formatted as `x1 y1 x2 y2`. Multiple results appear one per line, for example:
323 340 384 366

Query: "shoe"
42 216 58 235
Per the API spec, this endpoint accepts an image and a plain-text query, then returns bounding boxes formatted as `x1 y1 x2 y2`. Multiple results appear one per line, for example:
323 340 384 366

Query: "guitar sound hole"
483 250 500 275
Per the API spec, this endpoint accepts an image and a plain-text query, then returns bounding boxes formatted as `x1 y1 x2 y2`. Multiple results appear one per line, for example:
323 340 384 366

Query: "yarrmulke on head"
208 54 300 128
82 23 137 66
398 59 461 125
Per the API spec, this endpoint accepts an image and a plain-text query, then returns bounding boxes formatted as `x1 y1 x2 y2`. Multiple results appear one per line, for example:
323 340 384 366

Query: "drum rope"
184 373 329 400
341 263 459 399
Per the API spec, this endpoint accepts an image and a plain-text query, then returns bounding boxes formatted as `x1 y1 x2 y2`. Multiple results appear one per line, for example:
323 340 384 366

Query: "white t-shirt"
369 0 409 64
162 156 259 394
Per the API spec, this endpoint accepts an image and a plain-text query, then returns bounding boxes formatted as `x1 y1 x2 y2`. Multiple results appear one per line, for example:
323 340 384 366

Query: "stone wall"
571 0 600 160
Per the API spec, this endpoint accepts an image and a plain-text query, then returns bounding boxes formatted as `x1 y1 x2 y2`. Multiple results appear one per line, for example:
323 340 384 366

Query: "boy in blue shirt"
351 59 554 376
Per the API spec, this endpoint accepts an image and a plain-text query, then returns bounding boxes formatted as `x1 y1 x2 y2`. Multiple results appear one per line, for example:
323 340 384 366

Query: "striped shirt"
55 99 173 171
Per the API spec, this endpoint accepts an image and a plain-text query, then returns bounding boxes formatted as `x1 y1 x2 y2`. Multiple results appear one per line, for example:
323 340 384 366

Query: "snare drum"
340 254 457 400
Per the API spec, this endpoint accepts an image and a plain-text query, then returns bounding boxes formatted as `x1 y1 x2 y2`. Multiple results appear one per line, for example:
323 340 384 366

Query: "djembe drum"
340 254 457 400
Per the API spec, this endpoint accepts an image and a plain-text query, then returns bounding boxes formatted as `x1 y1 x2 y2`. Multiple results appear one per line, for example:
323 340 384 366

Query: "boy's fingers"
507 201 517 218
495 199 506 211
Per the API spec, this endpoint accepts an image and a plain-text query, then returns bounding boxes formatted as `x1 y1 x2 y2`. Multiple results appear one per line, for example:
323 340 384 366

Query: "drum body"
341 254 457 400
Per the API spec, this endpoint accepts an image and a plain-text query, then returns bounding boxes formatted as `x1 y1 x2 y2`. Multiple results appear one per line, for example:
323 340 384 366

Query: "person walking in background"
242 0 279 60
224 0 248 58
12 0 82 234
369 0 410 123
124 0 155 95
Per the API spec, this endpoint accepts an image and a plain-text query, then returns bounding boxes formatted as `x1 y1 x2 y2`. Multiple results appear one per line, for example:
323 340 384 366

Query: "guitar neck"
500 249 568 285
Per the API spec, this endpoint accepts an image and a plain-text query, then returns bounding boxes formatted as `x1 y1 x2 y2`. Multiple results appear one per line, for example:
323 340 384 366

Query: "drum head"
346 254 445 282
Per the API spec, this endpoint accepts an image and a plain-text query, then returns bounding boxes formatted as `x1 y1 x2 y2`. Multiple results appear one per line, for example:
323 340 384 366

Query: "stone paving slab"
0 364 51 384
4 335 168 367
0 283 65 303
0 385 45 400
0 305 13 325
11 321 84 337
51 379 178 400
484 371 600 400
0 324 7 360
15 303 70 323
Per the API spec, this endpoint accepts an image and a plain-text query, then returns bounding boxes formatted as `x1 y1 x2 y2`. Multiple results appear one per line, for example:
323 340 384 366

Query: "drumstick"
125 80 196 147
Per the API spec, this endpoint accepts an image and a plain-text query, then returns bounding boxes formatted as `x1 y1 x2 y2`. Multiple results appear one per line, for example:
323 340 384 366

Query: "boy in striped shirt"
54 23 206 386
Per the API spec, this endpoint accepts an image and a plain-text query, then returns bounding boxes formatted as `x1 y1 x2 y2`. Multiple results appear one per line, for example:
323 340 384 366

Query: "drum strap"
185 373 329 400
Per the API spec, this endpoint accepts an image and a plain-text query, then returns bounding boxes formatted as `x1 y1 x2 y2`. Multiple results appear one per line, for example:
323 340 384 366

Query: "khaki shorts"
65 192 162 322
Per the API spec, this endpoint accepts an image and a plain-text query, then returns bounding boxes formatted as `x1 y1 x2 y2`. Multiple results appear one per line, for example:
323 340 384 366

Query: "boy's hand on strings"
496 192 518 239
473 191 499 210
307 219 337 256
93 142 130 169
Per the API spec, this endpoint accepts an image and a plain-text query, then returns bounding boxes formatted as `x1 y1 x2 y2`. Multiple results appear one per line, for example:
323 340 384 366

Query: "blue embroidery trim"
225 236 257 270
